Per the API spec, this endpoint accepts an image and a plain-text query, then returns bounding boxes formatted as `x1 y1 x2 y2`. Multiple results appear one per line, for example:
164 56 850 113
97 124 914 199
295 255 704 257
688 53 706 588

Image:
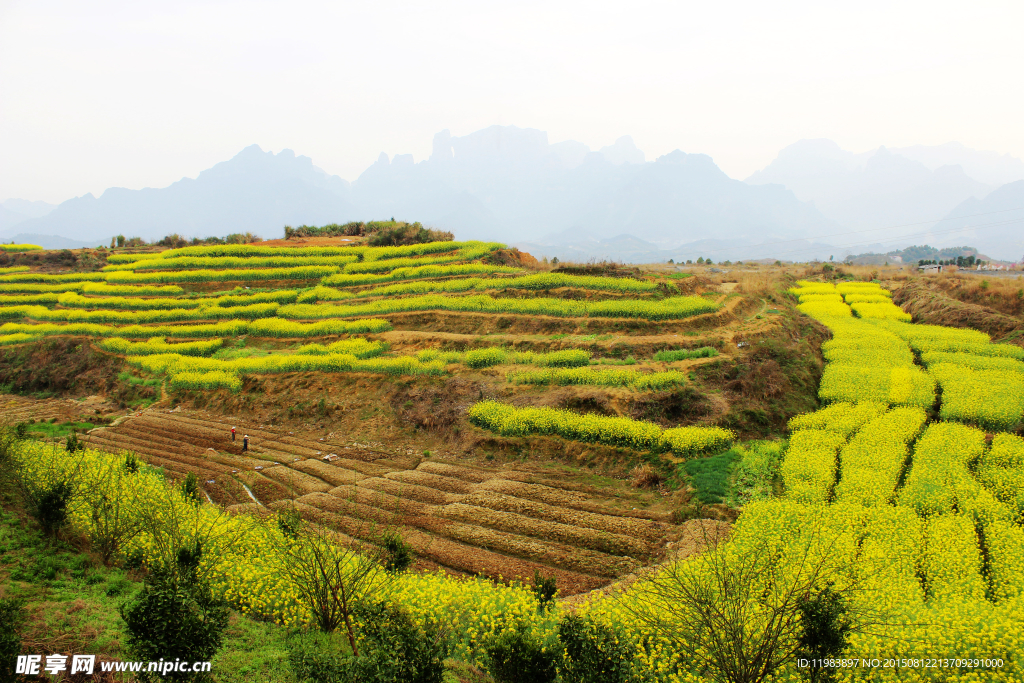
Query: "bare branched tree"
274 520 388 655
624 519 883 683
82 452 147 563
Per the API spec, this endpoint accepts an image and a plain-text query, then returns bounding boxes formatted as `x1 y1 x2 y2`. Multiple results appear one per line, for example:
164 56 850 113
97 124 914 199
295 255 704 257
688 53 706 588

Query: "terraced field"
0 237 811 597
1 394 116 424
80 409 670 593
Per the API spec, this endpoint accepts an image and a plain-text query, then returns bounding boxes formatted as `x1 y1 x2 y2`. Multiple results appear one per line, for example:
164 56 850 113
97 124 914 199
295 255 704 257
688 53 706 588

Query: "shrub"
120 562 229 681
32 479 75 536
531 571 558 610
484 627 558 683
795 583 852 683
465 347 507 368
182 472 202 505
381 531 413 573
0 598 25 683
65 431 84 453
287 603 447 683
557 614 635 683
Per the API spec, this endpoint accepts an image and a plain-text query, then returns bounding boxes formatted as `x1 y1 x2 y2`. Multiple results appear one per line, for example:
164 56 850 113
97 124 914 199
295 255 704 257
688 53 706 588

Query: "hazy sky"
2 0 1023 203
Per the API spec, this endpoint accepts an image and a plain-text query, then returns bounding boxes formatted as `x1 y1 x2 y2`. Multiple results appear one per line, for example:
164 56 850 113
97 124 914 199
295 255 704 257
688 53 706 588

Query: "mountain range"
4 128 1023 261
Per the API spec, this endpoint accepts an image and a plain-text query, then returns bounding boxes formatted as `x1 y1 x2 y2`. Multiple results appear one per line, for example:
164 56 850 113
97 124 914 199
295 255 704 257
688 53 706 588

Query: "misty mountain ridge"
4 127 1023 261
0 198 58 232
746 140 999 231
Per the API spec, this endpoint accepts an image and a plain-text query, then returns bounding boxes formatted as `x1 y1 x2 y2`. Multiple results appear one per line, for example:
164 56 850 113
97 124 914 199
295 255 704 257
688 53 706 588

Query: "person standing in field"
231 426 236 442
242 434 249 452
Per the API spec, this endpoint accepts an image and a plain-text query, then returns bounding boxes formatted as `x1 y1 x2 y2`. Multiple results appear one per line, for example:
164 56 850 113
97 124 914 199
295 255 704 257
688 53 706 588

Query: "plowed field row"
1 394 113 425
80 408 671 592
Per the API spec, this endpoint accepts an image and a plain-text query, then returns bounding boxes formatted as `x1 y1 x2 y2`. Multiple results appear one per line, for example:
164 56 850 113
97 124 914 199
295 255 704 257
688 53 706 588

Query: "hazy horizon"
2 0 1023 203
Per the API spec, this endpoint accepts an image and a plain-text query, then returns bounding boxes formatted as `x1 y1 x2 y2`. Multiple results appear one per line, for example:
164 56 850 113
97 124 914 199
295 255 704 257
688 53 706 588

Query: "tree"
795 582 852 683
275 521 388 654
557 614 636 683
624 521 876 683
83 457 147 564
120 546 228 682
116 235 126 247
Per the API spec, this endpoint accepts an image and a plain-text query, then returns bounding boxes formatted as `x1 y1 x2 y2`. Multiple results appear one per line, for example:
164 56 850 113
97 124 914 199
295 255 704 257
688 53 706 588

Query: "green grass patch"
653 346 718 362
18 420 97 439
730 440 785 504
681 448 741 504
118 371 161 387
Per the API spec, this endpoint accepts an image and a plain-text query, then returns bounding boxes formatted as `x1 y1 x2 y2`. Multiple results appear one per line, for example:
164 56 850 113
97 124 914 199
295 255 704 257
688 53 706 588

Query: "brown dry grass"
630 463 664 489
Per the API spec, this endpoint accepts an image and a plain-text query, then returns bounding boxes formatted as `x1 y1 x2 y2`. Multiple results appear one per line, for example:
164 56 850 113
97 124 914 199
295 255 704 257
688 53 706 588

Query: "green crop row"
1 302 280 324
295 285 355 303
341 253 473 274
833 407 928 506
467 400 733 457
978 433 1024 522
359 241 503 262
0 272 105 283
836 281 888 294
930 363 1024 431
0 332 40 345
898 422 1010 521
351 272 659 299
131 350 446 389
507 367 685 390
821 331 916 368
169 370 242 392
797 300 851 318
652 346 718 362
99 337 225 356
819 363 935 408
864 319 1023 357
797 293 845 303
120 239 497 263
58 292 205 310
0 317 391 339
59 290 301 310
245 317 392 337
851 301 911 322
842 294 892 303
780 429 847 503
0 321 249 338
293 338 388 359
788 401 888 437
280 293 720 321
322 264 521 288
415 347 591 369
103 254 360 272
0 293 60 305
0 282 86 293
790 281 837 295
921 514 989 602
105 265 339 284
82 283 185 296
921 351 1024 374
0 266 30 274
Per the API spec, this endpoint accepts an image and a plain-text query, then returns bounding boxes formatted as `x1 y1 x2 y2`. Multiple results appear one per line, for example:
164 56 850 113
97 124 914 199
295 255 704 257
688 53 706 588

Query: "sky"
2 0 1023 204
